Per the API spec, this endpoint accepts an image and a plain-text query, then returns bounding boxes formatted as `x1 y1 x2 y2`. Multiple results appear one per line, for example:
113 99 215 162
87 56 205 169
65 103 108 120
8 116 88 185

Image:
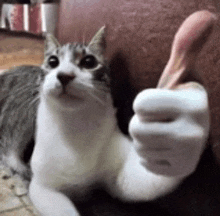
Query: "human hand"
129 11 216 177
129 85 209 177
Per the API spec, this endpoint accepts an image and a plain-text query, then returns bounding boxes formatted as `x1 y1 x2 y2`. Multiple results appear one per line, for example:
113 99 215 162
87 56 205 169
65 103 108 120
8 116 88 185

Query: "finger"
157 10 217 89
133 88 208 122
129 114 206 150
133 89 183 121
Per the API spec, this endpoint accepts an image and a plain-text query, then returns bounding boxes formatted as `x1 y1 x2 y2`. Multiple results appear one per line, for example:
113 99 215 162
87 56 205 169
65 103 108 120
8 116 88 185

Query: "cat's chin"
42 89 85 111
58 93 83 102
53 93 86 110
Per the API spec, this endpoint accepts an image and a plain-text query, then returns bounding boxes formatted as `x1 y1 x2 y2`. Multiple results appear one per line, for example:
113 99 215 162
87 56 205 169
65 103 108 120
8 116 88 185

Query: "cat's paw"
129 84 209 177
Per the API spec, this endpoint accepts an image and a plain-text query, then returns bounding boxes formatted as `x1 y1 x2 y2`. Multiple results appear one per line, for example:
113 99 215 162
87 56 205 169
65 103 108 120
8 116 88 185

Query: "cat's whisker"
86 91 106 106
83 32 86 46
91 81 109 92
11 84 40 96
77 80 94 89
28 96 40 109
9 86 40 110
82 27 88 46
93 83 109 93
77 80 107 94
17 96 38 110
6 85 28 94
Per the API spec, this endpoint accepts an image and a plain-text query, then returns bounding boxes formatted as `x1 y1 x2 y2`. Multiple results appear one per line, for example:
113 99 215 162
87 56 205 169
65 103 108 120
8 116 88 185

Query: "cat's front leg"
113 147 182 202
29 179 80 216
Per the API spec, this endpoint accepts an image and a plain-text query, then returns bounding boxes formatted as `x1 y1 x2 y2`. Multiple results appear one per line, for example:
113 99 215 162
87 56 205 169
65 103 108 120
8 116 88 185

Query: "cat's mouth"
51 91 85 110
58 92 83 101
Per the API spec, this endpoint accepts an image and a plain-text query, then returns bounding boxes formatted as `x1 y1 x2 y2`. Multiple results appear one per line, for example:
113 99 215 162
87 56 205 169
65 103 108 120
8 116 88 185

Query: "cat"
0 65 44 180
0 29 172 216
28 27 183 216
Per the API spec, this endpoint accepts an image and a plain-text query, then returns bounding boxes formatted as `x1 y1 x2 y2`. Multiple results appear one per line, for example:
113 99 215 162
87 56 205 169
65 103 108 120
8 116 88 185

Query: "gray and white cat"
28 27 181 216
0 65 44 179
0 28 176 215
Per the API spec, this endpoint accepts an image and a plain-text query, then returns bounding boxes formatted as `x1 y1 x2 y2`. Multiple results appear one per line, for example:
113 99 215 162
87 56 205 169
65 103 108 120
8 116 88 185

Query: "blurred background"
0 0 59 35
0 0 59 70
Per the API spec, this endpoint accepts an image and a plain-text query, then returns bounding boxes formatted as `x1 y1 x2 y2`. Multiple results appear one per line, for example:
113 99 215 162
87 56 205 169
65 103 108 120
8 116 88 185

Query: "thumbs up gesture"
129 11 216 177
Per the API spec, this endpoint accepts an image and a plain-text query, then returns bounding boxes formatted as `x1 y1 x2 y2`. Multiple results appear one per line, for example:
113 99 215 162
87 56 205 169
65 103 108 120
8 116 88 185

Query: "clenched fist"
129 84 210 177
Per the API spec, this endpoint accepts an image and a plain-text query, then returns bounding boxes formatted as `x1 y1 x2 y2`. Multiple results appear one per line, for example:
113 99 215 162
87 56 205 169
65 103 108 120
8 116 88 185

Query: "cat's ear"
44 33 61 55
88 26 106 57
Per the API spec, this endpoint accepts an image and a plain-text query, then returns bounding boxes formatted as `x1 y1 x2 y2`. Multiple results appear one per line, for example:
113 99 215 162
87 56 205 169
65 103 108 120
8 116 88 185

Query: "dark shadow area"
156 138 220 216
22 136 35 164
109 52 137 135
75 189 171 216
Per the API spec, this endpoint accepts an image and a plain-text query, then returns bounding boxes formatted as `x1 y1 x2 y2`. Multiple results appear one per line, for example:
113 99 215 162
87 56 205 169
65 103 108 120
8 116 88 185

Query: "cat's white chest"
32 137 100 188
31 98 121 191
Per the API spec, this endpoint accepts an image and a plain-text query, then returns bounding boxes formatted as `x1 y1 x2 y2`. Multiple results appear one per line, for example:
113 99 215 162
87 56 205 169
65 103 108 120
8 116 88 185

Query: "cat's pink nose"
57 73 75 86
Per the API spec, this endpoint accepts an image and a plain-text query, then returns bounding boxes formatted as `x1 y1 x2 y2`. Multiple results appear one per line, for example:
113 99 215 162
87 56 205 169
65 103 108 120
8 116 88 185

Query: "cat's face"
41 27 110 110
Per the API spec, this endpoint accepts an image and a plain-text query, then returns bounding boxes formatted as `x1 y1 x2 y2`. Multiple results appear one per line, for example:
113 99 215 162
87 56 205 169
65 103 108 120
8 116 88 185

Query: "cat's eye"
48 55 59 68
80 55 98 69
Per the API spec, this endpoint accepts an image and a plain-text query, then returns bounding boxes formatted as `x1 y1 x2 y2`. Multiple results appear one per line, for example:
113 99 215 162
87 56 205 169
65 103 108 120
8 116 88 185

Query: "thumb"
157 10 217 89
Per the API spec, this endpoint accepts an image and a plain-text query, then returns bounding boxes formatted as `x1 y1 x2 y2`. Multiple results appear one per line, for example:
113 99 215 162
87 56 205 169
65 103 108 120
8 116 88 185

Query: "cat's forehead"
58 43 91 60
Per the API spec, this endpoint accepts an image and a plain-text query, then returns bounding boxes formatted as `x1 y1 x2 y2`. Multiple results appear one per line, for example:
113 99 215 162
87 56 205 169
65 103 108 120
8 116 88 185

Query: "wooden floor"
0 166 39 216
0 30 44 70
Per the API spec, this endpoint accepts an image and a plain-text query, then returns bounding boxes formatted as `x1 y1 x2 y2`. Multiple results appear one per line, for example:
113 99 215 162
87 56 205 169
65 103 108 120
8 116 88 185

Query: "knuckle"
133 90 183 120
133 87 209 118
177 88 209 113
133 89 177 111
129 119 174 143
174 122 207 144
129 115 144 137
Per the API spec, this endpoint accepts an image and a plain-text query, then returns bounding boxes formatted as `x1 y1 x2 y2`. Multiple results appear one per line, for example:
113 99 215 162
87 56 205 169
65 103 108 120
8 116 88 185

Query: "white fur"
29 63 183 215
